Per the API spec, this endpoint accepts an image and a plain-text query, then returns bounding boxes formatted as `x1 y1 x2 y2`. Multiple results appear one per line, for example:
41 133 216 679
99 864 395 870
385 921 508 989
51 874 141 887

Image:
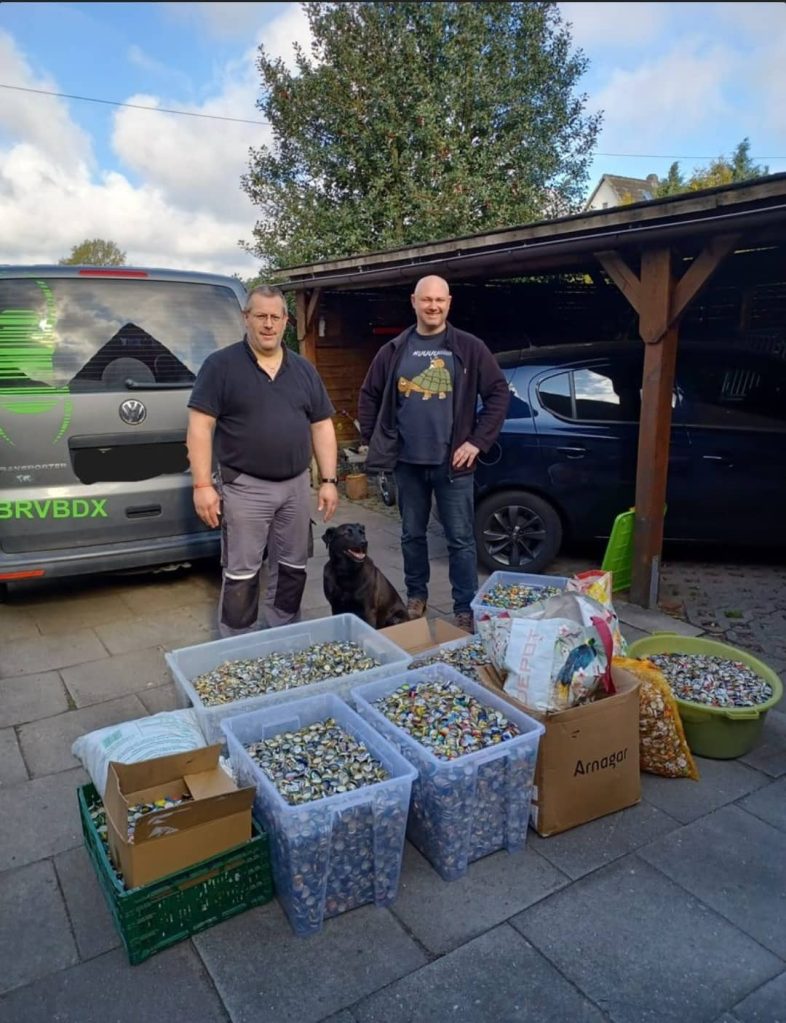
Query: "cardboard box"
379 617 470 655
104 745 255 888
479 665 641 837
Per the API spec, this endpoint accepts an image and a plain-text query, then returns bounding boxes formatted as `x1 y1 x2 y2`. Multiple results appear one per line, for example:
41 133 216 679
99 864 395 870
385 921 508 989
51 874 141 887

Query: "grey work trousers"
218 469 311 637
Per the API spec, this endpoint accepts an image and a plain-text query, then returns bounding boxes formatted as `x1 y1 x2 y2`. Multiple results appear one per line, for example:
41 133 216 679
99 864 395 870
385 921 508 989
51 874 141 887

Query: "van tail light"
0 569 45 580
77 269 149 278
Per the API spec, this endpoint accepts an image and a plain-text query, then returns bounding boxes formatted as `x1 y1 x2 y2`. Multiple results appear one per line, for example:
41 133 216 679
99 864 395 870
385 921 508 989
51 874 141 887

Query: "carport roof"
277 173 786 290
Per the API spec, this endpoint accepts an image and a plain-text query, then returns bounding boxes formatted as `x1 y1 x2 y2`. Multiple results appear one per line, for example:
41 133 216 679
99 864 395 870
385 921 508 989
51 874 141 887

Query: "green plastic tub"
626 634 783 759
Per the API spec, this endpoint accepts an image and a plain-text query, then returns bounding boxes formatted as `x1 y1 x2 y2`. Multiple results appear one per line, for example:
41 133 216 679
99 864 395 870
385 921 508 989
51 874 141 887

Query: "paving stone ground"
1 498 784 1022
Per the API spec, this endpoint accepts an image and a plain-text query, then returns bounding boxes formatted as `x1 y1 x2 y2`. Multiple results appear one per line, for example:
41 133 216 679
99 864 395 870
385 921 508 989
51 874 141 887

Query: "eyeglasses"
248 313 285 324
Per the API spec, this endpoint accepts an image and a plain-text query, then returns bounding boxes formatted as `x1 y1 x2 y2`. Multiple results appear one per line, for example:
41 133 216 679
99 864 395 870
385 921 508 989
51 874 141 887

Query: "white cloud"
591 40 732 155
559 2 667 50
0 30 94 172
0 6 313 277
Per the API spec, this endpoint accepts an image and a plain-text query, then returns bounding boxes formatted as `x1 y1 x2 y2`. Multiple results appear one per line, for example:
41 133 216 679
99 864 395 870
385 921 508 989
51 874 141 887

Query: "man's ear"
322 527 336 548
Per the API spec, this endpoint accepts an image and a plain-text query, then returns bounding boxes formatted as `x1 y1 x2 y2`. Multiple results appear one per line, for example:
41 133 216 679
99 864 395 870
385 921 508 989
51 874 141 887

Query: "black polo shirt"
188 340 334 481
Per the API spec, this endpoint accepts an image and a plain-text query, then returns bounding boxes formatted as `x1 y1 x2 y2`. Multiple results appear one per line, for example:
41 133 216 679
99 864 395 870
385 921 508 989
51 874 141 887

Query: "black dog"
322 523 409 629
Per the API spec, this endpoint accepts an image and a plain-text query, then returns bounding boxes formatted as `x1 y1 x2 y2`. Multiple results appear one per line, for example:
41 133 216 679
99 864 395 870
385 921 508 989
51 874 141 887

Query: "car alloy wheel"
475 489 562 573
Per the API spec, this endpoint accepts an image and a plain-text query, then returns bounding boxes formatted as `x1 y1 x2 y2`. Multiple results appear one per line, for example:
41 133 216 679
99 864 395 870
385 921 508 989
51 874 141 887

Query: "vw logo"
119 398 147 425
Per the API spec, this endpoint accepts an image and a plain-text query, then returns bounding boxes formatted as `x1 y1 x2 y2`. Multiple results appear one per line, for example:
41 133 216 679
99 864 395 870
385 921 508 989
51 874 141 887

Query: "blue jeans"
394 461 477 615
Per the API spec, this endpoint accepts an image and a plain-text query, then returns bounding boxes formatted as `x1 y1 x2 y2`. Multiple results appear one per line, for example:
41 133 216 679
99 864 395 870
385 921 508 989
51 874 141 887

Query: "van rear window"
0 277 243 394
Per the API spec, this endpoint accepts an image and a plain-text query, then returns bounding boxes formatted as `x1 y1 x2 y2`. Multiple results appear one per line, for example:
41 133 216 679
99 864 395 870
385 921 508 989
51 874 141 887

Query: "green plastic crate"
78 783 274 964
601 509 635 592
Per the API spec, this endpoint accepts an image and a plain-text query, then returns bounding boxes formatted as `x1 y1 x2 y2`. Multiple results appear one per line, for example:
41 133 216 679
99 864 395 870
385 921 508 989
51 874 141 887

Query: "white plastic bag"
71 708 206 797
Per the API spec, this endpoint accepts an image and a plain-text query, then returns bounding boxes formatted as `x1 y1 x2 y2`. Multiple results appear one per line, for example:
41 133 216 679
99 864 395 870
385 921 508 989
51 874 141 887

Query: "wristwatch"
321 477 338 485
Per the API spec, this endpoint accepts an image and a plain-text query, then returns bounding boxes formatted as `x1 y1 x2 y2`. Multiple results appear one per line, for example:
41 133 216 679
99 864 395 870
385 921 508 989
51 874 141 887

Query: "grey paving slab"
353 923 607 1023
620 623 650 645
0 670 69 728
0 859 78 994
389 841 568 955
137 682 184 715
641 756 769 823
0 727 28 786
615 600 703 636
54 845 121 960
639 805 786 957
739 777 786 832
0 629 108 678
324 1013 358 1023
512 855 782 1023
731 971 786 1023
0 767 87 870
529 801 680 880
27 592 134 634
60 648 171 708
194 899 428 1023
93 606 211 656
0 945 229 1022
17 693 148 778
118 575 219 615
739 710 786 778
0 605 39 642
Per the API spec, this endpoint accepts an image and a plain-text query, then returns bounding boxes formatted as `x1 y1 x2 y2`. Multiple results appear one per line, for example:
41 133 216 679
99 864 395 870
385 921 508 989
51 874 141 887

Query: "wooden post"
630 247 678 607
296 289 321 488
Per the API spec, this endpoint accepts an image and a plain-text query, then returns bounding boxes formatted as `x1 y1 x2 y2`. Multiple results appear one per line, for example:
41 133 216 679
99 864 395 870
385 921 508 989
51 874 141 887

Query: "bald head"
413 275 450 299
411 275 452 335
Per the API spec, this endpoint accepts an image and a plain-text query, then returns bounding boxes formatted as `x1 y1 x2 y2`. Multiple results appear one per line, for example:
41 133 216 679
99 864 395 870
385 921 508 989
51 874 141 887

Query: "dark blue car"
473 339 786 573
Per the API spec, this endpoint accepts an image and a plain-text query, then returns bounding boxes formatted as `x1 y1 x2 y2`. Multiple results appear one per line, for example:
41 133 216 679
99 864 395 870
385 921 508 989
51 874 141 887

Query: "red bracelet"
193 482 215 489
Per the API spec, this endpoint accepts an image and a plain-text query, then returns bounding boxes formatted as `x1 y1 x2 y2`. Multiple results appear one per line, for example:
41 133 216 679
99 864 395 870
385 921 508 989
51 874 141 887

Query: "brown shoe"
407 597 427 620
454 611 474 633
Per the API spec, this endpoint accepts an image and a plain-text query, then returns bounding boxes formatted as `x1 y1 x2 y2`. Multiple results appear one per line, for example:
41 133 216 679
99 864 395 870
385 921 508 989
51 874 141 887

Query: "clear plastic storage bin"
352 665 544 881
165 614 411 744
471 570 570 621
408 633 493 682
221 693 416 936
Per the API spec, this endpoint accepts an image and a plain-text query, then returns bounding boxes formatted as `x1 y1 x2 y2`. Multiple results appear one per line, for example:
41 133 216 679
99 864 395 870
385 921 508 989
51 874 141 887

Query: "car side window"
538 371 573 418
679 353 786 430
538 363 642 422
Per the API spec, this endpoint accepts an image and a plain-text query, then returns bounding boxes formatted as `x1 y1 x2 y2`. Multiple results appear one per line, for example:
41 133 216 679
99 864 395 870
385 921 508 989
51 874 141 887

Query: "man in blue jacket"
358 275 509 631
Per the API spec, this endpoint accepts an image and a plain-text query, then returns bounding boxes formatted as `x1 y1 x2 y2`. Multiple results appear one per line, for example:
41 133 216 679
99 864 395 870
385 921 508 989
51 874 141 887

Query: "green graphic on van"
0 279 73 446
0 499 108 520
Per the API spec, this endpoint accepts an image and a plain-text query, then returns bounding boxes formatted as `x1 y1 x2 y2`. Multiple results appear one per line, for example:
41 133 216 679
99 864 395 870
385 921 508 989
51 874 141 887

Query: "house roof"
585 174 659 209
276 173 786 291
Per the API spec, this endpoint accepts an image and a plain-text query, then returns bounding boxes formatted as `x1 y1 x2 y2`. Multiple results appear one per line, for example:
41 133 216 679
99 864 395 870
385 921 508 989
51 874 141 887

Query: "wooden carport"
277 174 786 608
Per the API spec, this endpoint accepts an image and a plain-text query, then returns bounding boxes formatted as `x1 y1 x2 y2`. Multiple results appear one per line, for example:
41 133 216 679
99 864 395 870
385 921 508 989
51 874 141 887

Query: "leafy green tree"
242 1 601 270
654 162 685 198
59 239 127 266
655 139 768 197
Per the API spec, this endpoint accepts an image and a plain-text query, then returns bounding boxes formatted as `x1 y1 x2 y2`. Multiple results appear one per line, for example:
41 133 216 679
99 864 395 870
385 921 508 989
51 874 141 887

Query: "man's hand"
318 482 339 521
194 485 221 528
452 441 480 470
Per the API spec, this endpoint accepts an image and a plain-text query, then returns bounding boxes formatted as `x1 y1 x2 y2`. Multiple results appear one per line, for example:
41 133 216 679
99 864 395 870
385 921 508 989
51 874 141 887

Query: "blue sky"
1 1 784 276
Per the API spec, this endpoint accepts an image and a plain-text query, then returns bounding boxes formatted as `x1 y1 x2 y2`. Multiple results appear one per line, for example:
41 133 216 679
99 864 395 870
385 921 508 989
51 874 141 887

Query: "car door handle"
556 446 587 459
702 454 734 466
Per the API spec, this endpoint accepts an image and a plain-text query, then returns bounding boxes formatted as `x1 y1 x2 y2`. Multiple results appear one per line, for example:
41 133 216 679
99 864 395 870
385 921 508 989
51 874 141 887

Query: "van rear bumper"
0 531 220 581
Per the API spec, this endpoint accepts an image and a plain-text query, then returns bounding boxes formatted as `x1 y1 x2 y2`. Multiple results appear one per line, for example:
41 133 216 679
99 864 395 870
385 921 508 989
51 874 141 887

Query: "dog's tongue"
348 547 367 561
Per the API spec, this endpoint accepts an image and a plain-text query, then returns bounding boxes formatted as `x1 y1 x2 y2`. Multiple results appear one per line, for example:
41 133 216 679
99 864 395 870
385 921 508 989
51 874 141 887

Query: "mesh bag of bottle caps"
352 665 544 881
614 657 699 780
221 693 416 936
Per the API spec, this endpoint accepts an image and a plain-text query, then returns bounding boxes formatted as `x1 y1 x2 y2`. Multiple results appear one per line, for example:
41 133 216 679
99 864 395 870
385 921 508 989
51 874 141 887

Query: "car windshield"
0 277 243 393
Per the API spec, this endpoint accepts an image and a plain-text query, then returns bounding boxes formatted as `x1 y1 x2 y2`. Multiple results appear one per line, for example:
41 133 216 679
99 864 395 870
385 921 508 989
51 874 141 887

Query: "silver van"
0 266 246 589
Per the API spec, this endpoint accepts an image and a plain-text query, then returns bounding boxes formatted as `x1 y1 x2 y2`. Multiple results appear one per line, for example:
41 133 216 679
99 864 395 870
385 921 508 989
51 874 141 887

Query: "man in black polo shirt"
187 285 339 635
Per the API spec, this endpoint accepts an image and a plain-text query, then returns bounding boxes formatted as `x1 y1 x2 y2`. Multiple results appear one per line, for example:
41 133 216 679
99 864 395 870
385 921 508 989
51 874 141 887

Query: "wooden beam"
306 287 322 331
295 290 307 341
297 290 318 365
596 251 641 314
630 247 677 607
671 234 739 324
